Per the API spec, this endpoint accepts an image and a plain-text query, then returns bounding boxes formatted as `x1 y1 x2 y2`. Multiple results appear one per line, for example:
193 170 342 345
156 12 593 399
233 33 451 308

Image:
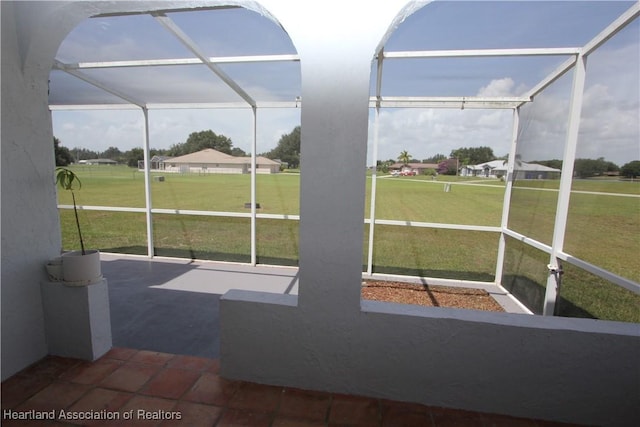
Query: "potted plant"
54 167 101 285
40 166 111 360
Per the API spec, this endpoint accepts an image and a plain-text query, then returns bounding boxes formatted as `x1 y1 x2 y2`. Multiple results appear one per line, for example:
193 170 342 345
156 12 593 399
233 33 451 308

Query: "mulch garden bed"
362 280 504 312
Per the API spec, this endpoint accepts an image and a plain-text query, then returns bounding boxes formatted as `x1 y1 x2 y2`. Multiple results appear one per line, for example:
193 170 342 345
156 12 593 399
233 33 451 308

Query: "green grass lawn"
58 165 639 322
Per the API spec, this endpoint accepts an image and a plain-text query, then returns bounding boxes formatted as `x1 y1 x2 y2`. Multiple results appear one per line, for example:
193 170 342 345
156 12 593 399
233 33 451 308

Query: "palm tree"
397 150 412 166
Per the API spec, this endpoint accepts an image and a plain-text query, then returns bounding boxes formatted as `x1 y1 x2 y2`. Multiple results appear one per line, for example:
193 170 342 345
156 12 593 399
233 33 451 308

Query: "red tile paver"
99 362 161 393
480 413 541 427
140 368 200 400
20 356 81 380
118 395 178 427
1 349 590 427
1 374 52 409
430 406 484 427
216 408 272 427
15 381 91 413
272 416 327 427
166 354 214 372
208 359 221 374
182 373 241 406
160 401 223 426
381 399 431 427
129 350 175 366
329 394 381 426
59 358 124 385
103 348 138 361
279 387 331 421
227 382 283 413
64 388 132 426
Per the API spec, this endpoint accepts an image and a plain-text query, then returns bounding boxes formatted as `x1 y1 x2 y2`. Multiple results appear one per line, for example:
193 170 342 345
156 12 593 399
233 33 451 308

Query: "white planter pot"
62 250 102 286
45 257 64 281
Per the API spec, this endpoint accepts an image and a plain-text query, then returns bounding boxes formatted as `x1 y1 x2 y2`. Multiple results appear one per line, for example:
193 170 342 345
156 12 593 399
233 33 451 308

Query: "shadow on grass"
502 274 596 319
102 246 298 267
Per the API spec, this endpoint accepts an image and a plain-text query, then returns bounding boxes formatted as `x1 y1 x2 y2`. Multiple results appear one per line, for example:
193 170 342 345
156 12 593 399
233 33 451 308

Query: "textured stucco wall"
1 1 59 380
222 291 639 426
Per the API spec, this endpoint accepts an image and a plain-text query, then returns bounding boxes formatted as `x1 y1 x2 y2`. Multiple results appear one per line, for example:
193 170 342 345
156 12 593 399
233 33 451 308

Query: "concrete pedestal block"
40 279 112 360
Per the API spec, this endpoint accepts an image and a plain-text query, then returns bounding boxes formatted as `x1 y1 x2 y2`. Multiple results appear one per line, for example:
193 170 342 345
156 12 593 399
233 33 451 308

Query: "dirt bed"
362 280 504 312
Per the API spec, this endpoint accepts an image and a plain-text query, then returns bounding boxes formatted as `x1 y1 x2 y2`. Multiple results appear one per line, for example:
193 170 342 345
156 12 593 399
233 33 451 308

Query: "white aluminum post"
495 107 520 284
366 105 380 275
367 51 384 275
542 54 587 316
251 107 257 266
142 107 154 258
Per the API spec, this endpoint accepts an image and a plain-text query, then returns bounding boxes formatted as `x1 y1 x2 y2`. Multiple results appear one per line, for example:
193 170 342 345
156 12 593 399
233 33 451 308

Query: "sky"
51 1 639 166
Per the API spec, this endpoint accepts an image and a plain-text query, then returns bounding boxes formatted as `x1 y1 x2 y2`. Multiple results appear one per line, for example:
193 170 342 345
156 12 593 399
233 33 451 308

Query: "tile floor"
2 348 581 427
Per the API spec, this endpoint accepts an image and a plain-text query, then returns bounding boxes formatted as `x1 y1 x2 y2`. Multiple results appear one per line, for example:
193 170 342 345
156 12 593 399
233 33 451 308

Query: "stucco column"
267 0 412 313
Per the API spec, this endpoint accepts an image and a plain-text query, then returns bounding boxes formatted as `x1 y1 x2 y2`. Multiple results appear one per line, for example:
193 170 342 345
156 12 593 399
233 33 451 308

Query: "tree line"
56 127 302 169
55 132 639 178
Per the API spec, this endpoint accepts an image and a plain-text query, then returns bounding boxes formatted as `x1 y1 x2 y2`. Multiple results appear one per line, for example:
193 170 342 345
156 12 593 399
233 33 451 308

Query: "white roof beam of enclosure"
519 56 578 107
50 101 301 111
58 54 300 70
152 13 257 108
582 1 640 57
53 60 146 108
147 101 300 109
371 96 528 109
381 47 581 59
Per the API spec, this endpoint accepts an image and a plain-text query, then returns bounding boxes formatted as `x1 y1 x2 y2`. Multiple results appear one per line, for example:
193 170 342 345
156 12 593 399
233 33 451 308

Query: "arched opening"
48 3 301 357
50 5 301 266
365 1 639 321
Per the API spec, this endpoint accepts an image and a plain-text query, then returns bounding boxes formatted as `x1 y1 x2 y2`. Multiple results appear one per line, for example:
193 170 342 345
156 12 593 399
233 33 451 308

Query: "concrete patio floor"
102 253 299 359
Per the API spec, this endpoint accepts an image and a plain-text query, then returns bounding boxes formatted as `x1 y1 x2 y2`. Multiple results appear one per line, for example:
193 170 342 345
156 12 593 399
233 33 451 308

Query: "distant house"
159 148 280 174
459 160 560 179
389 162 439 175
78 158 117 165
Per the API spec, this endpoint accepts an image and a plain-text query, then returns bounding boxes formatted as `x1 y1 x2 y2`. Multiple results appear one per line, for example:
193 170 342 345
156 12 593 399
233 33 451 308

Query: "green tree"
262 126 301 169
376 159 394 173
124 147 144 168
167 130 233 156
397 150 413 165
450 146 495 165
231 147 247 157
101 146 123 162
620 160 640 178
54 137 74 166
574 157 619 178
72 147 99 161
423 154 446 163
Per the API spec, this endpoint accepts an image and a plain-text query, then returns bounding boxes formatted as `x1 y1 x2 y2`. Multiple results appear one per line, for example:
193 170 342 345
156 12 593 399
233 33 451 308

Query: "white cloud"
368 105 513 164
477 78 516 97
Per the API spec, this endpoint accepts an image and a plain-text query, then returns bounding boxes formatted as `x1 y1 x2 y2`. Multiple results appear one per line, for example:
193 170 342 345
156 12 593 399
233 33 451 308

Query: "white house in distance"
460 160 561 180
152 148 281 174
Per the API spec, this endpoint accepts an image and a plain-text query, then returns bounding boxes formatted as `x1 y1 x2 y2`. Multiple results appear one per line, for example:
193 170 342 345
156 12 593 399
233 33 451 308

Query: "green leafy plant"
55 167 85 255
